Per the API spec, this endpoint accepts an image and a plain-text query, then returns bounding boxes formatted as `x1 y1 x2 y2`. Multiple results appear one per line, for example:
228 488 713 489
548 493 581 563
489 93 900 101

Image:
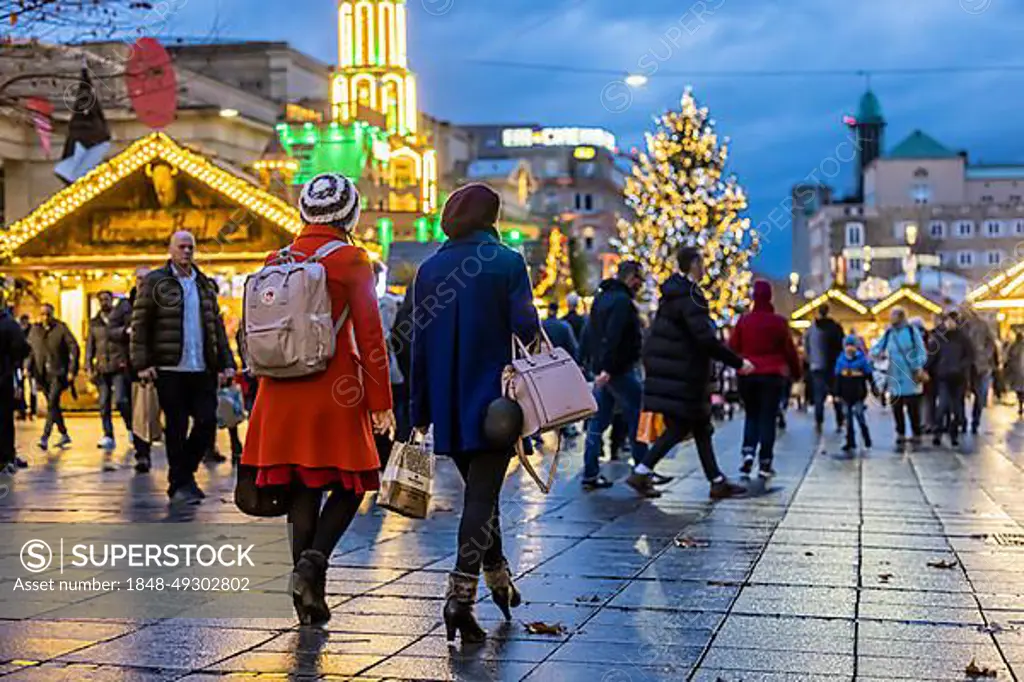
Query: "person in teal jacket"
871 306 927 448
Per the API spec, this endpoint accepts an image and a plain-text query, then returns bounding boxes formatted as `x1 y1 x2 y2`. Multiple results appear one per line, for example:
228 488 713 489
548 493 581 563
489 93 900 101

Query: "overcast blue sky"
167 0 1023 276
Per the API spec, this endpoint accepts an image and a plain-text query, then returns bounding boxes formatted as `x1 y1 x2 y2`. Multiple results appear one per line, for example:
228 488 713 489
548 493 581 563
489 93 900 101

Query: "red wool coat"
241 225 393 480
730 297 802 379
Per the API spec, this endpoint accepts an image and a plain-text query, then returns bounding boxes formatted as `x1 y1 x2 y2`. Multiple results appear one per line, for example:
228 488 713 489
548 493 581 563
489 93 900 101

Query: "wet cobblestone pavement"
3 404 1024 681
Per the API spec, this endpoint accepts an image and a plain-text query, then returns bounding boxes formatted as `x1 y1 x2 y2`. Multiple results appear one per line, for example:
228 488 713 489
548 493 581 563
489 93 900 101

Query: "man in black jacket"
0 294 30 474
27 303 79 451
87 290 130 455
929 311 975 447
579 260 647 489
630 247 752 500
132 231 235 505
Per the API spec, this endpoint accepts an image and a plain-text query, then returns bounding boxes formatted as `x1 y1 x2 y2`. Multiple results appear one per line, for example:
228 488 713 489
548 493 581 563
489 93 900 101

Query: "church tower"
851 89 885 202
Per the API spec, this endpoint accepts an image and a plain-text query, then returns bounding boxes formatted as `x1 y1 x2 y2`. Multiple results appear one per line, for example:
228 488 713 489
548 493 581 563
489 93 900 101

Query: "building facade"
461 124 627 287
801 90 1024 298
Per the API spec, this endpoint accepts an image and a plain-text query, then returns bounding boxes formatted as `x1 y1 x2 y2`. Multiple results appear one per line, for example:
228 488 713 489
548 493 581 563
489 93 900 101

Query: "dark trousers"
642 415 723 483
155 371 217 496
843 400 871 448
971 372 992 427
96 372 132 439
453 450 511 576
41 376 68 440
0 377 15 467
810 369 844 428
892 395 922 440
922 381 937 431
936 378 966 438
739 375 786 467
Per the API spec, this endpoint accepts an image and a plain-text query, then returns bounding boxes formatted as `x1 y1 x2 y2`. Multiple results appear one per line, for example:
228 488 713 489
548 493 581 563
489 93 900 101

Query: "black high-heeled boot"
483 560 521 620
443 572 486 645
291 549 330 626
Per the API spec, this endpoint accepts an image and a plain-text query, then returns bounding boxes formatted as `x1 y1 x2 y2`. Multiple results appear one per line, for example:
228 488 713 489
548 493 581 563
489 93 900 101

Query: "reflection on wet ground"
2 404 1024 680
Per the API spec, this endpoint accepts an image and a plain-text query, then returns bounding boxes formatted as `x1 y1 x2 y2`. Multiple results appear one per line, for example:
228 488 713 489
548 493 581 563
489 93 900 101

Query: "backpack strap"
310 240 349 263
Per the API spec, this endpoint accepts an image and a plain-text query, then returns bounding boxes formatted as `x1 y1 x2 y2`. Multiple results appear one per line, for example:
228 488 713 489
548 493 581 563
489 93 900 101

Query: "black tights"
453 450 511 576
287 485 364 564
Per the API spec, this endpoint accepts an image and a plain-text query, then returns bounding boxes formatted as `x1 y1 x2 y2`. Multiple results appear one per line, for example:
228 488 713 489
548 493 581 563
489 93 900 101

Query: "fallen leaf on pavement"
979 623 1004 635
804 551 814 557
524 621 565 636
878 573 894 583
965 657 997 677
927 559 958 569
575 595 602 604
674 536 710 549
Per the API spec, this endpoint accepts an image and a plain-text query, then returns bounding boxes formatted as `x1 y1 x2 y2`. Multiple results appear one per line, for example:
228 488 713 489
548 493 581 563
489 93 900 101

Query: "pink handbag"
502 330 598 493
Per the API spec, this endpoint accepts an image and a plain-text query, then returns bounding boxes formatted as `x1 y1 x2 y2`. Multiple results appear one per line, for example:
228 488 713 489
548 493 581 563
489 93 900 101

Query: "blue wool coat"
410 230 540 455
871 324 927 397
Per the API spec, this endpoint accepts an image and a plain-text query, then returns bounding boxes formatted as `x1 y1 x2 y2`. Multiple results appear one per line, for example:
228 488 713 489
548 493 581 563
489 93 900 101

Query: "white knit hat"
299 173 361 229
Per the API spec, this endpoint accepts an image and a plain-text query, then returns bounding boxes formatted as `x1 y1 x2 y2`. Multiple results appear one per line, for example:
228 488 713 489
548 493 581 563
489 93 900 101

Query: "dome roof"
857 90 885 124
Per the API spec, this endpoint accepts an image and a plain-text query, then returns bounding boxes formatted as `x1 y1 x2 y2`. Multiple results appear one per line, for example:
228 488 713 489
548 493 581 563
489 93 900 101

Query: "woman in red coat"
242 173 394 626
729 280 801 479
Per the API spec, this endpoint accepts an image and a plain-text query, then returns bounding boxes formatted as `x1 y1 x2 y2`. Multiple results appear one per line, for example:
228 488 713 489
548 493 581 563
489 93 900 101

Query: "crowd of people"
2 170 1023 642
800 302 1015 450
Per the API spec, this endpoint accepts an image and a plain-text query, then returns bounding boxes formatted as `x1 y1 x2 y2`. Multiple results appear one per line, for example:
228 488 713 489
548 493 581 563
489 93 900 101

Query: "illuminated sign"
502 127 616 151
573 146 597 160
286 103 323 123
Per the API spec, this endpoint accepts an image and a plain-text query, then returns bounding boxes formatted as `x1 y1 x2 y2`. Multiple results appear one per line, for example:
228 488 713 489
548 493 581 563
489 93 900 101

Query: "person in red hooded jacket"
729 280 801 479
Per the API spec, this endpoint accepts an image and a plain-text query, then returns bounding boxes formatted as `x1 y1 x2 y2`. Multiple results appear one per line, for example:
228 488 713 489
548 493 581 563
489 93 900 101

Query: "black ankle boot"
483 560 521 621
291 549 330 626
443 572 486 644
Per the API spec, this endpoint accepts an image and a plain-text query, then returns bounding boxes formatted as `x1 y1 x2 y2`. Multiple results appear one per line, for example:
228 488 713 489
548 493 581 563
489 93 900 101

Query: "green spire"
857 90 884 125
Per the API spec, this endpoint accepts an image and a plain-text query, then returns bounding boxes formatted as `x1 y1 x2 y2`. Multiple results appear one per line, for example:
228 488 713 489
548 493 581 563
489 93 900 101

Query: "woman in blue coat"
410 183 539 644
871 306 927 447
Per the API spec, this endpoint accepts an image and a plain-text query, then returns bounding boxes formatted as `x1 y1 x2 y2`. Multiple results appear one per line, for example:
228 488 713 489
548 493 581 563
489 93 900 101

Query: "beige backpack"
242 241 350 379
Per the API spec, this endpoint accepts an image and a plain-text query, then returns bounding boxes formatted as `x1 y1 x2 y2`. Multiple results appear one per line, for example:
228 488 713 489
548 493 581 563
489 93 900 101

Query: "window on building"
913 167 929 178
929 221 946 238
957 251 975 267
577 162 596 178
981 195 994 203
544 190 559 213
583 226 596 252
583 194 594 212
574 193 581 211
1011 194 1023 203
845 222 864 247
545 159 560 177
986 220 1004 237
1015 219 1024 235
939 251 955 267
956 220 974 238
911 184 931 204
848 258 863 272
987 250 1003 266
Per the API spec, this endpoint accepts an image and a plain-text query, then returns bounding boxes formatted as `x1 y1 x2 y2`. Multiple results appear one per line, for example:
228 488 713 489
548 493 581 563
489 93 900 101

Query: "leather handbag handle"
514 438 560 494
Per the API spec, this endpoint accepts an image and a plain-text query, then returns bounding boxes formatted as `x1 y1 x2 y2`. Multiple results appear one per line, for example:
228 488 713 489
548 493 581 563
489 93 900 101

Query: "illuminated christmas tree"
534 227 572 302
617 88 758 321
